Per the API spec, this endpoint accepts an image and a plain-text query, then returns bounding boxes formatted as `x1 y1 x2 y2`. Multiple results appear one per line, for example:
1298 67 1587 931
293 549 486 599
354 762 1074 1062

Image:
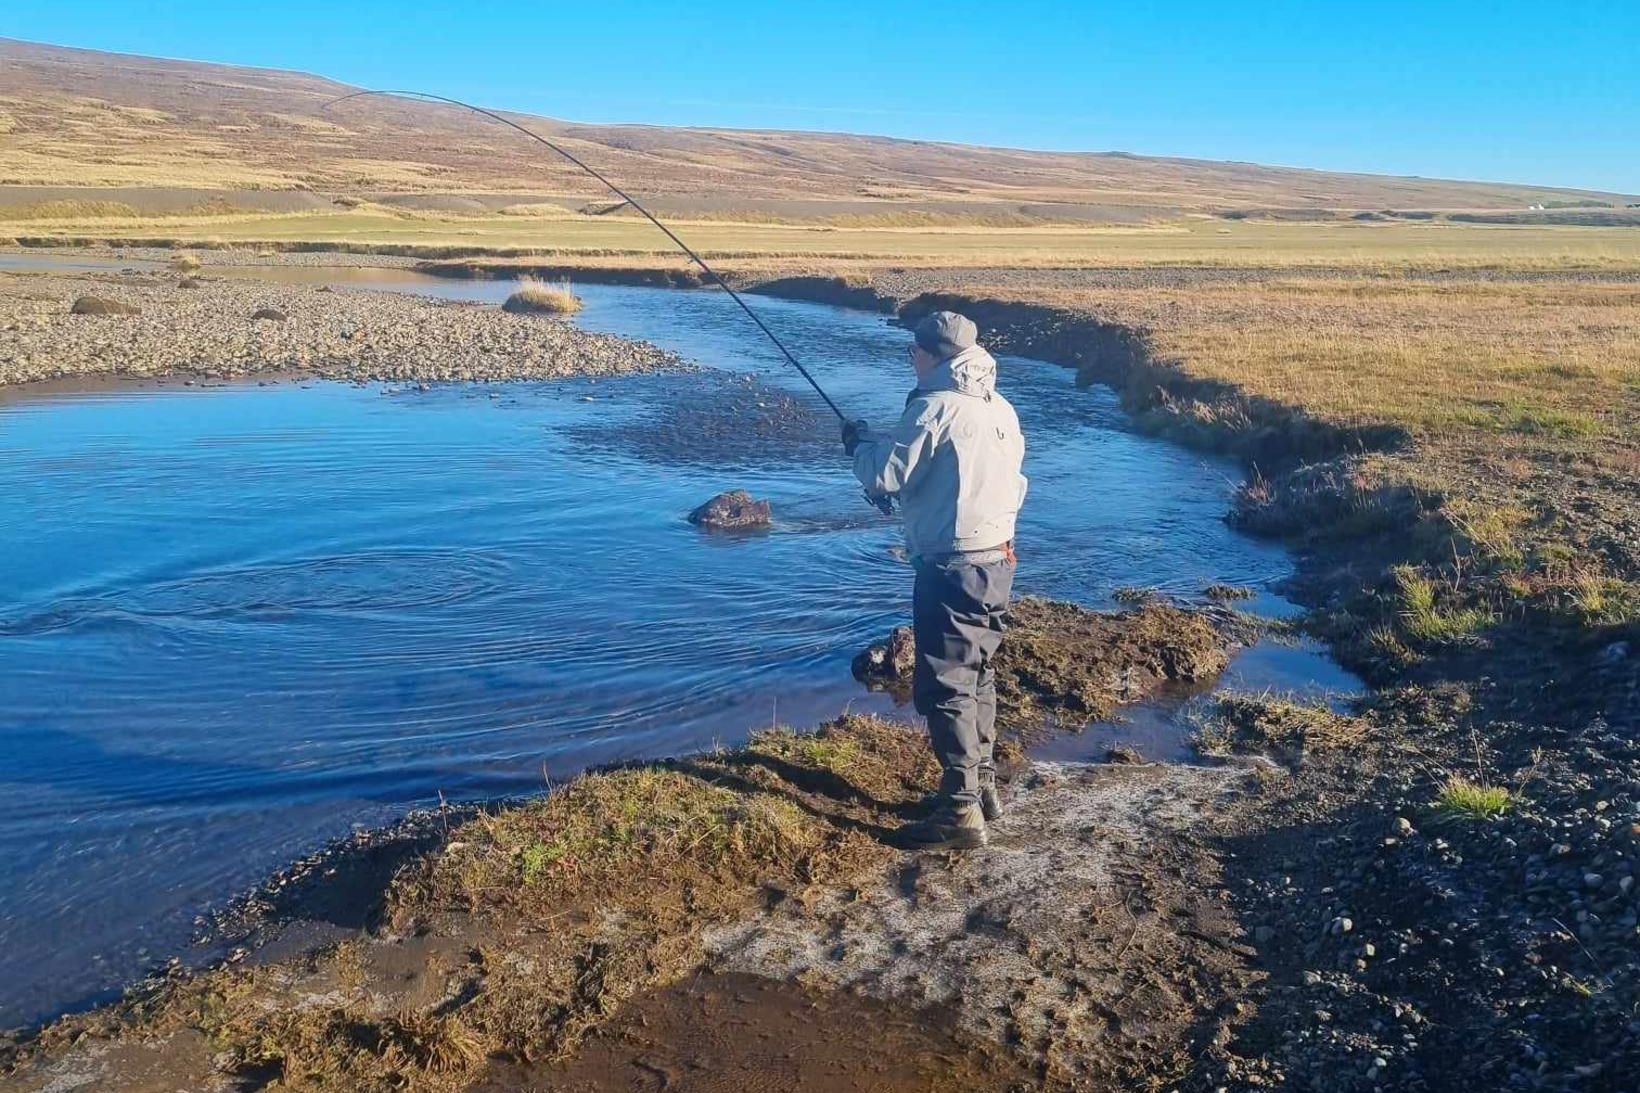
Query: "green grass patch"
1435 775 1513 821
1505 404 1601 439
1568 572 1640 626
1442 499 1529 570
1393 566 1496 642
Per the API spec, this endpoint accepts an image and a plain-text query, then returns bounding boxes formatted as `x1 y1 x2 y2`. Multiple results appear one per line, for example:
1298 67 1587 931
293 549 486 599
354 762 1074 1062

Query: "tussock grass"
501 276 582 316
1442 500 1530 570
498 202 573 217
1008 278 1640 446
170 252 201 272
1568 572 1640 626
414 767 822 914
1189 692 1364 760
1435 775 1513 821
1393 566 1495 643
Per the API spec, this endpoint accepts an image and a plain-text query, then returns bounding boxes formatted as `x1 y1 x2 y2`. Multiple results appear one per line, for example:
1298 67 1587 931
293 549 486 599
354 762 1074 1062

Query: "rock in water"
852 625 916 689
688 490 772 530
251 307 288 322
69 295 140 316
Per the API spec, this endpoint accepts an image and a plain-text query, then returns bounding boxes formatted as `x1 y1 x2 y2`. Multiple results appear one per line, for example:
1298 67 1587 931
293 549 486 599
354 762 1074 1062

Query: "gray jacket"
852 345 1027 559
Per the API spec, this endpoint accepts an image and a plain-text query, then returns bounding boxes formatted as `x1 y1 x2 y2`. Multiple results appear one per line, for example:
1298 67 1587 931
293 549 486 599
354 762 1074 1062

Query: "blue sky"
5 1 1637 193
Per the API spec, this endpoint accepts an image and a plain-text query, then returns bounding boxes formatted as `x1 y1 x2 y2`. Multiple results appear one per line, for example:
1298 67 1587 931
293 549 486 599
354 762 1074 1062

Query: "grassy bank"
870 274 1638 673
767 266 1636 1089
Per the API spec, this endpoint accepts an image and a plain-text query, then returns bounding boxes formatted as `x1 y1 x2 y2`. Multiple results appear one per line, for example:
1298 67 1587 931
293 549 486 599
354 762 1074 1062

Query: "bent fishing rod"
323 89 848 422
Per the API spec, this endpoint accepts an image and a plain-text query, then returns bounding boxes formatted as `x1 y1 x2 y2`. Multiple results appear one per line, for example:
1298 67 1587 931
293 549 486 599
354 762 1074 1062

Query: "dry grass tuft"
994 598 1238 735
170 252 201 272
397 766 827 919
1189 693 1365 760
501 276 582 316
498 202 572 217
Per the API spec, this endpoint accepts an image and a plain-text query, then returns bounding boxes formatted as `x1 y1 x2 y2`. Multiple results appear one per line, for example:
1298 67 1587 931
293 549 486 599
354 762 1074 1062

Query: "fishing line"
322 89 848 421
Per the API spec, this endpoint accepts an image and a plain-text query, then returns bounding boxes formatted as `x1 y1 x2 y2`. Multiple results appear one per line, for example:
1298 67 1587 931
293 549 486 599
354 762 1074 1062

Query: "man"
843 311 1028 850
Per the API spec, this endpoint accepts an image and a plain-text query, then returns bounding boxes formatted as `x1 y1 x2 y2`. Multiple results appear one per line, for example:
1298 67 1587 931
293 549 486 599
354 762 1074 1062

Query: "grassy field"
1007 278 1640 445
7 206 1640 270
948 273 1638 628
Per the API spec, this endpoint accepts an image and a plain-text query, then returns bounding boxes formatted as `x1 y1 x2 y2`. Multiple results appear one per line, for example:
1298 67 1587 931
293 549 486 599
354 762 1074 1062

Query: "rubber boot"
896 800 987 851
980 784 1004 823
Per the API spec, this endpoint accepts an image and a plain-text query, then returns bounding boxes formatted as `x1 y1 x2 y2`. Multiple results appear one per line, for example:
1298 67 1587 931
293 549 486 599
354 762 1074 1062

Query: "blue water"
0 272 1351 1027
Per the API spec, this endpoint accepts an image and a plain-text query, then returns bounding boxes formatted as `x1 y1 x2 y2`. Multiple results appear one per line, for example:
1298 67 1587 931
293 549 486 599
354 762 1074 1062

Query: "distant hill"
1 37 1633 221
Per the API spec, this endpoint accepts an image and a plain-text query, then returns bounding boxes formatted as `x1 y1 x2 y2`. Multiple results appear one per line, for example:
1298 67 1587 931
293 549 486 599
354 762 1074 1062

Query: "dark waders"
911 546 1016 816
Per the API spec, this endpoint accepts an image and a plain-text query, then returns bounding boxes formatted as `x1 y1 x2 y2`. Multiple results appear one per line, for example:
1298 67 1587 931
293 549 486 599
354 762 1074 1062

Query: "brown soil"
491 972 1033 1092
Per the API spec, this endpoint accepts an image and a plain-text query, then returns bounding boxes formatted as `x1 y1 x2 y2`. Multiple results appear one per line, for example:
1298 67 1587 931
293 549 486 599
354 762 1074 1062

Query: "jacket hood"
923 344 997 398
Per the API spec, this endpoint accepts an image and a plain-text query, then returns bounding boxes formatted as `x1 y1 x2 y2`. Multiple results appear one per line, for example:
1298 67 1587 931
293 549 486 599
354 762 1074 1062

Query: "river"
0 262 1357 1027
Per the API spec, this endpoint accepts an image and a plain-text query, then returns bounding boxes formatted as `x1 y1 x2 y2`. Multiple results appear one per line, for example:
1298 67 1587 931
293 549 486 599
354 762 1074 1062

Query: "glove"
841 419 868 455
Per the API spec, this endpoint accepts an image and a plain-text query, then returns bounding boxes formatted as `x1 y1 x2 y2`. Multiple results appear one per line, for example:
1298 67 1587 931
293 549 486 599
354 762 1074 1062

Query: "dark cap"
913 310 978 358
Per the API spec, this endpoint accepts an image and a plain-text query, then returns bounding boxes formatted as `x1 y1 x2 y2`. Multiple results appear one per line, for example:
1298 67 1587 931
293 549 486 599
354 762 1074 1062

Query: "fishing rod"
322 89 848 422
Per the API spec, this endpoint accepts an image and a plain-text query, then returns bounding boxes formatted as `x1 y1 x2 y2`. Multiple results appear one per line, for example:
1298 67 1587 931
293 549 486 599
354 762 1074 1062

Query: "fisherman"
843 311 1028 850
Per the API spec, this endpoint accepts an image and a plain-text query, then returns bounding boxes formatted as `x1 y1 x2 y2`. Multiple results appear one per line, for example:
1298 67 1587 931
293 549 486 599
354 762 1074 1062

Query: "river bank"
2 246 1634 1091
0 265 681 389
718 265 1638 1089
2 598 1272 1092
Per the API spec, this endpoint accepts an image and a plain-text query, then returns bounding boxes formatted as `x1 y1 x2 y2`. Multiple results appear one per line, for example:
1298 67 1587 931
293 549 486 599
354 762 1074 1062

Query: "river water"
0 265 1356 1027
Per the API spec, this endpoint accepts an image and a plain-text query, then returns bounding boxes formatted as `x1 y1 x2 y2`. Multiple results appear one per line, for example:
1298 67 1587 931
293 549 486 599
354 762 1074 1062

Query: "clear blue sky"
6 0 1637 193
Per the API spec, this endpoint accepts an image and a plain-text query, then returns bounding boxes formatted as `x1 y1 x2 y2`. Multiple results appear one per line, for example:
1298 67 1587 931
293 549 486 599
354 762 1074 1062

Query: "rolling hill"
1 37 1634 222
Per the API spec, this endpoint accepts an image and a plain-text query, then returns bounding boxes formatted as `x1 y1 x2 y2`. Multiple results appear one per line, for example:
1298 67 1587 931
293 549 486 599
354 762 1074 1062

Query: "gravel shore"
0 267 682 388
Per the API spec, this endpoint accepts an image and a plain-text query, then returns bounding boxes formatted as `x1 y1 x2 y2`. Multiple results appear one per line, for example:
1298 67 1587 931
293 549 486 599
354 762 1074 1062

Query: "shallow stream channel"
0 260 1359 1028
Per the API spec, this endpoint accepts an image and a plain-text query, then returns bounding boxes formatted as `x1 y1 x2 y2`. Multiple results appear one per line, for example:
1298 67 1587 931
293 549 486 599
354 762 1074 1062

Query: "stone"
251 307 288 322
687 489 773 530
852 625 916 686
69 295 140 316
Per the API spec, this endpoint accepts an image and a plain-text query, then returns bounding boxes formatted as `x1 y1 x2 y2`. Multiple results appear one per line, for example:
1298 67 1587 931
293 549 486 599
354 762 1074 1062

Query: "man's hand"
841 418 869 455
